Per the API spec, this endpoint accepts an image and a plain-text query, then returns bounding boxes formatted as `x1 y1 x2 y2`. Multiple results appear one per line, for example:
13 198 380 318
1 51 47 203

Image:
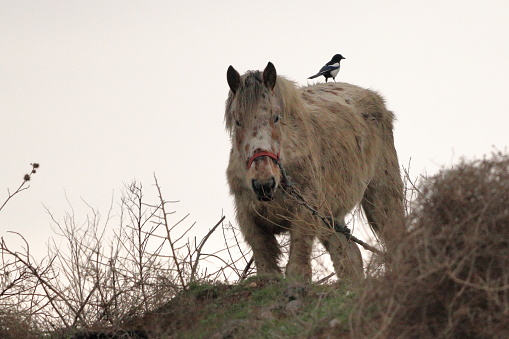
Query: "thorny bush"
352 151 509 338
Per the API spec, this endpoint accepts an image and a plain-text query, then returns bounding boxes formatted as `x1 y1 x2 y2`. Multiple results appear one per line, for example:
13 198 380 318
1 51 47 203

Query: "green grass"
174 277 355 339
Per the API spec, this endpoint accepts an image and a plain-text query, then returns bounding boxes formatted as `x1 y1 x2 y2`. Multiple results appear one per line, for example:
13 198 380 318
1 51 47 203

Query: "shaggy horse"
225 62 405 279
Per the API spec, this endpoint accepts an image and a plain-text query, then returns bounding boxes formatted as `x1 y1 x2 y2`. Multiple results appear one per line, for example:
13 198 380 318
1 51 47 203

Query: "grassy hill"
103 277 356 338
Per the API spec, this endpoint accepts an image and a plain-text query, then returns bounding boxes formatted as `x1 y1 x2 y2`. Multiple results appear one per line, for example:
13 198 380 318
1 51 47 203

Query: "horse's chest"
250 201 294 234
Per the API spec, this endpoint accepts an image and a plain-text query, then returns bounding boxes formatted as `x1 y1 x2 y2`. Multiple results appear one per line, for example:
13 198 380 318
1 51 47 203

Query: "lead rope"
276 159 383 255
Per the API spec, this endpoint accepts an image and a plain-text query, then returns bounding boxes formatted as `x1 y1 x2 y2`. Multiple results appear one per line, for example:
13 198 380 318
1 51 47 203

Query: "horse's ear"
227 65 240 94
263 62 277 91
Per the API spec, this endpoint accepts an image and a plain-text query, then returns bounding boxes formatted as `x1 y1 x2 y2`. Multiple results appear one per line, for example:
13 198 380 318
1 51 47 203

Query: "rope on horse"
277 160 383 255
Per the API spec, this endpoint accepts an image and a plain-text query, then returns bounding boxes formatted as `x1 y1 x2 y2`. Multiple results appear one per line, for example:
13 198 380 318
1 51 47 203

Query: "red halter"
246 151 280 169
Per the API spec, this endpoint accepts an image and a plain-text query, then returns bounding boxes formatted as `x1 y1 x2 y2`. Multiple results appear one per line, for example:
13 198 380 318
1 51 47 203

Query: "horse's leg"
285 221 313 279
247 231 282 275
238 214 282 275
245 228 282 275
319 222 363 279
361 154 405 251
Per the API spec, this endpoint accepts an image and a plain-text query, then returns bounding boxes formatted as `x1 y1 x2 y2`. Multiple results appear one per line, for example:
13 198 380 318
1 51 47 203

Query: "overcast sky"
1 1 508 260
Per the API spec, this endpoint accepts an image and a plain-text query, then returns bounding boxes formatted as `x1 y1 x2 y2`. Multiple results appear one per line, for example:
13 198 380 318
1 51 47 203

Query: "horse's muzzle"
252 177 276 201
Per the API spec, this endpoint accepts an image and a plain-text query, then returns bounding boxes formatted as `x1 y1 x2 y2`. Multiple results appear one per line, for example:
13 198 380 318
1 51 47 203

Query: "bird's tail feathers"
308 74 320 79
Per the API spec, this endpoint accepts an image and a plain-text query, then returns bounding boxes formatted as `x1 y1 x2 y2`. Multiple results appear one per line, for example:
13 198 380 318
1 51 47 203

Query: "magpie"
308 54 346 82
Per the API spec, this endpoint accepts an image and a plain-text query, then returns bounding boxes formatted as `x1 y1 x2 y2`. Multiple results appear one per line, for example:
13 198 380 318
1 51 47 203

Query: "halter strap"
246 151 280 169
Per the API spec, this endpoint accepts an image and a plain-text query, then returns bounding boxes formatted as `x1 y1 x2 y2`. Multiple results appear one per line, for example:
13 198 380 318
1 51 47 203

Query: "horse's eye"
273 115 281 123
235 120 242 127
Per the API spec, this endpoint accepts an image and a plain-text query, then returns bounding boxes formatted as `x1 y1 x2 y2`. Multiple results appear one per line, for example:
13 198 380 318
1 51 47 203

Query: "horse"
225 62 405 280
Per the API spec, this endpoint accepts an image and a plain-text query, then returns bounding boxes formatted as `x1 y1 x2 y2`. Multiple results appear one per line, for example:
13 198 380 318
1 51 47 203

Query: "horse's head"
226 62 283 201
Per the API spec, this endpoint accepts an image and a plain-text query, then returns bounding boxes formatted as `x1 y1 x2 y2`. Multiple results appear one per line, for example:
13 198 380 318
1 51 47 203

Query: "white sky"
1 1 508 260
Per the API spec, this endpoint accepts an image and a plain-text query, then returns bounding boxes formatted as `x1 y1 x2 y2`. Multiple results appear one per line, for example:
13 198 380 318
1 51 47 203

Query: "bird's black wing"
319 64 340 73
308 64 340 79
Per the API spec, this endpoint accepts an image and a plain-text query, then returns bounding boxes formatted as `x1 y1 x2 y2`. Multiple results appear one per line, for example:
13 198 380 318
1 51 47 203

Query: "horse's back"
300 82 393 122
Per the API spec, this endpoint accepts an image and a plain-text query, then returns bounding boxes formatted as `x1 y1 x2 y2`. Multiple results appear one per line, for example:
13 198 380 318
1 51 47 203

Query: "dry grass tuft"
352 151 509 338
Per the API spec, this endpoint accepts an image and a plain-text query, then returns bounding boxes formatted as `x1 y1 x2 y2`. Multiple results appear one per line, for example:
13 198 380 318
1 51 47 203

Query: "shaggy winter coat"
225 62 404 279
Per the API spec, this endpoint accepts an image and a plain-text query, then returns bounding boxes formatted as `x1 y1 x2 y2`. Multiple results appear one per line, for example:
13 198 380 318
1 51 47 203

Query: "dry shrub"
1 177 251 336
352 151 509 338
0 311 39 339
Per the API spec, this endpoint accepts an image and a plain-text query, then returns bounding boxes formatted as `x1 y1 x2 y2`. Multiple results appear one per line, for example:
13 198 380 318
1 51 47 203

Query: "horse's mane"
225 71 305 134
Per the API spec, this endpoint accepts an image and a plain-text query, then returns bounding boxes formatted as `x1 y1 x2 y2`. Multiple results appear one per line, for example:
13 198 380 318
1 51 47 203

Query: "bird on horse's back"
308 54 346 82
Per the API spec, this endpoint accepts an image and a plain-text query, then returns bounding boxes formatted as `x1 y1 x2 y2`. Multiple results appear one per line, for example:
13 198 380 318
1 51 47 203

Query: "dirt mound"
352 152 509 338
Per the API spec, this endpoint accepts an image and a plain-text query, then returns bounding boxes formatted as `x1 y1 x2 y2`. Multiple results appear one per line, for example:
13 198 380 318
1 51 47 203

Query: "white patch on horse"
246 127 276 158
